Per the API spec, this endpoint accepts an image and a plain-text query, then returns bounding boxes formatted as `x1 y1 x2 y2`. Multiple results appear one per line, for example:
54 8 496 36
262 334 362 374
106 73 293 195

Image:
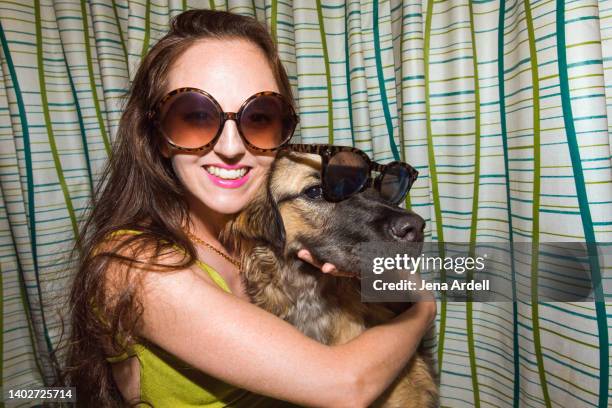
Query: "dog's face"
224 151 425 275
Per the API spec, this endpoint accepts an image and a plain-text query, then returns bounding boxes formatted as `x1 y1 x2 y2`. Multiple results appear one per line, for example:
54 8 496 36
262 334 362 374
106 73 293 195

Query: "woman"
62 9 436 407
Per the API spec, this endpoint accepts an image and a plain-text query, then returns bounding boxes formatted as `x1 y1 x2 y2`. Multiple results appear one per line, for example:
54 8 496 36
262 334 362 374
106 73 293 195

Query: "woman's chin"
186 173 264 216
210 202 246 215
195 194 252 216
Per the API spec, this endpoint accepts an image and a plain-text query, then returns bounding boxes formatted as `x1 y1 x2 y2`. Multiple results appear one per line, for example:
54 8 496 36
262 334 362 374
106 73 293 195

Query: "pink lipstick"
203 165 251 189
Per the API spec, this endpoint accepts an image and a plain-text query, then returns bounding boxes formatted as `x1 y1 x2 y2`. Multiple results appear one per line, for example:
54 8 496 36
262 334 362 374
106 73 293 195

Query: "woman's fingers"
297 249 357 277
322 263 358 278
321 263 337 274
297 249 320 267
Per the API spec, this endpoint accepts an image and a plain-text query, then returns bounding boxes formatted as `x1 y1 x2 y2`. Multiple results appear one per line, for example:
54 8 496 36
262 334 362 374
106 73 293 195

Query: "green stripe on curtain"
423 0 448 374
523 1 549 407
315 0 333 144
270 0 278 43
80 0 111 157
343 2 355 146
112 0 129 62
35 0 79 239
141 0 151 57
466 1 481 405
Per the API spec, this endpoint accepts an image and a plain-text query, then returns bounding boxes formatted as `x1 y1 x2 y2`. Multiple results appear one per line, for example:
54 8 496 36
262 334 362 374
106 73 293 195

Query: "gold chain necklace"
186 231 242 271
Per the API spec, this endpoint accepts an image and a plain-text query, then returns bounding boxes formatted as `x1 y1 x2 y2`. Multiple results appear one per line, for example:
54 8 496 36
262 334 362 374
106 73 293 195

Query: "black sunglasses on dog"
151 88 299 152
284 144 418 205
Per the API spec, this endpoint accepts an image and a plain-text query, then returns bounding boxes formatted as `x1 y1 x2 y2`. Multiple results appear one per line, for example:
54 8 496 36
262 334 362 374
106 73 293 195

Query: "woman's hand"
297 249 357 278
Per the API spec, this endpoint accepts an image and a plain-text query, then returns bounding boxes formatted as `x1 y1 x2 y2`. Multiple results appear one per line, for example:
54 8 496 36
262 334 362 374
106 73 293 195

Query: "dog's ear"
221 185 286 255
244 188 286 252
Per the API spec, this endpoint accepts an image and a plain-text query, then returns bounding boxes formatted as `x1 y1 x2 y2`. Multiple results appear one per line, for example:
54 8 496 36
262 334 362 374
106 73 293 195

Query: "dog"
221 150 438 407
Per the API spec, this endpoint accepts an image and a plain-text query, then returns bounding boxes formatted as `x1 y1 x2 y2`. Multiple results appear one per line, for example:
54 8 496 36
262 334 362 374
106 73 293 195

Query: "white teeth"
205 166 248 180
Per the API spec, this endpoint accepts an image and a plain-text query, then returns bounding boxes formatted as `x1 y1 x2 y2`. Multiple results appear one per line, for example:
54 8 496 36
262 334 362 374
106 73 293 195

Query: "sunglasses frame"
284 144 419 204
151 87 300 152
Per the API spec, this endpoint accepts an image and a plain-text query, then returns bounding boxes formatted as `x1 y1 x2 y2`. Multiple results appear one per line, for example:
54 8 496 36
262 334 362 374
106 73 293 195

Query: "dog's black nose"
389 214 425 242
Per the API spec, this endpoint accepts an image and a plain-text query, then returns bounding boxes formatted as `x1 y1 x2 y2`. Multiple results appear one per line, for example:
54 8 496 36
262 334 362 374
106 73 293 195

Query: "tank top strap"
101 229 232 364
109 229 232 294
194 259 232 293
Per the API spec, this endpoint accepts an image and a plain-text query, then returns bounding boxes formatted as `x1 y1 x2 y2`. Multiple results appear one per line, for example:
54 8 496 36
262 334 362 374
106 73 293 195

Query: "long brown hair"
59 9 293 407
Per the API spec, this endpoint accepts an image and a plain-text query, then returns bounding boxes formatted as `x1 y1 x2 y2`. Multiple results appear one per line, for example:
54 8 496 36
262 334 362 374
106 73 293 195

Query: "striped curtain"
1 1 610 407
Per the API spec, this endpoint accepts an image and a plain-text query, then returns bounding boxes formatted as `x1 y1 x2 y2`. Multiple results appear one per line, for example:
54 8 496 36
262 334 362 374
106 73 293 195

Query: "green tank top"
104 230 296 407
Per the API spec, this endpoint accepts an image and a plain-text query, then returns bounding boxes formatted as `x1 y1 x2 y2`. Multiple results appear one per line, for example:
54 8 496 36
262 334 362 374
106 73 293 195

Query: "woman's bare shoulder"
94 229 197 300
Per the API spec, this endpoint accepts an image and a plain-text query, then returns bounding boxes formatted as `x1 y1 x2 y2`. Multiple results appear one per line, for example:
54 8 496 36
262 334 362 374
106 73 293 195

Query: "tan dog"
222 151 438 407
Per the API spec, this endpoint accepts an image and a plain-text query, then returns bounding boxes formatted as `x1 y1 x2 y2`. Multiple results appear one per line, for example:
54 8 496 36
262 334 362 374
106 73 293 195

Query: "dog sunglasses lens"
324 151 369 201
159 91 222 149
379 163 413 204
240 94 297 150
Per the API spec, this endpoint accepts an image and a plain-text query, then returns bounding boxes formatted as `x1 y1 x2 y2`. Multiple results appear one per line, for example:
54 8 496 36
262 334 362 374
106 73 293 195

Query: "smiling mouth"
204 165 250 180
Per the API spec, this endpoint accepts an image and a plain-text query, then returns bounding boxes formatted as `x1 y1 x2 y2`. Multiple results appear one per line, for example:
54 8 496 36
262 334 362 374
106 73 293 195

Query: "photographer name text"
372 279 490 291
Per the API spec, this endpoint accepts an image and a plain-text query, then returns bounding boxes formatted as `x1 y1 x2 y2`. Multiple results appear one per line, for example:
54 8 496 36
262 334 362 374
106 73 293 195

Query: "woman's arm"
133 263 435 408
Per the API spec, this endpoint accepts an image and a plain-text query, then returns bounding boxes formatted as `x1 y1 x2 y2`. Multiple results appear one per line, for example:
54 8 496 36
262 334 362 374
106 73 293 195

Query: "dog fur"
221 151 438 407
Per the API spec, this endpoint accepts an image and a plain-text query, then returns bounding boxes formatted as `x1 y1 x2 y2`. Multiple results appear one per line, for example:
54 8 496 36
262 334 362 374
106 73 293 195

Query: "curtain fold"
0 1 610 406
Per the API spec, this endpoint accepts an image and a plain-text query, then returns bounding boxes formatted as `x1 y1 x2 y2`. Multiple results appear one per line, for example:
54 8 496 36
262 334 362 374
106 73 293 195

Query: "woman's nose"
213 119 246 159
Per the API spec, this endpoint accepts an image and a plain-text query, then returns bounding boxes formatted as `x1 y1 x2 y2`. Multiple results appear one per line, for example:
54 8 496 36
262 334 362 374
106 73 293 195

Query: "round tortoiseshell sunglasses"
151 87 299 152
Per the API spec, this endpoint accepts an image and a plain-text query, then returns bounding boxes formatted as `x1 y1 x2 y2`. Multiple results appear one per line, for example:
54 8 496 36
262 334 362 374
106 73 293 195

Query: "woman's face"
164 39 280 216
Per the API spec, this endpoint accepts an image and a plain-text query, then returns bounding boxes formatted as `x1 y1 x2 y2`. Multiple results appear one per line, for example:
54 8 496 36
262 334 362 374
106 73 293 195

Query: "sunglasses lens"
159 92 222 149
380 163 413 204
240 94 297 149
325 152 369 201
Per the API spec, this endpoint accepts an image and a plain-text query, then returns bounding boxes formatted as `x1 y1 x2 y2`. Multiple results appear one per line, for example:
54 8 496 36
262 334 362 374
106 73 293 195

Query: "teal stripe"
0 21 39 295
60 38 94 194
373 0 399 161
81 0 111 156
36 1 71 379
315 0 333 144
523 3 551 407
344 2 355 146
556 3 609 408
466 2 481 406
498 2 521 405
423 0 448 374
